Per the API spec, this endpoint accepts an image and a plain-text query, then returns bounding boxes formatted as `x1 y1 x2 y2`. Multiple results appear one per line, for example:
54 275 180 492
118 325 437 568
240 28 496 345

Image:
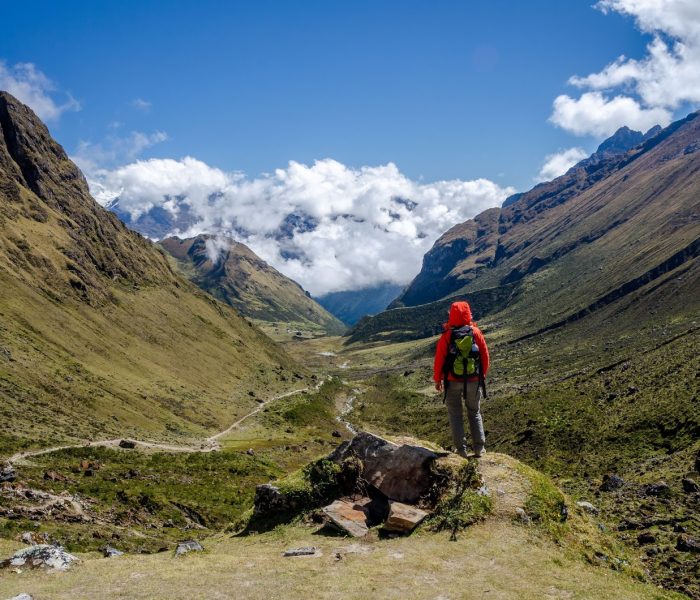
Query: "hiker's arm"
433 333 447 389
475 328 490 375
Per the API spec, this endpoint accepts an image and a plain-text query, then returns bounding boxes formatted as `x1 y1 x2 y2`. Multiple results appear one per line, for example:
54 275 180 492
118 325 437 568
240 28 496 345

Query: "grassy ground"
0 521 684 600
0 381 351 553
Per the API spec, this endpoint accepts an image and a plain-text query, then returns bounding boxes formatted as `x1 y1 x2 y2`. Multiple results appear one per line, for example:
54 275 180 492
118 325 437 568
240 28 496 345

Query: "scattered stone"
600 473 624 491
7 594 33 600
0 464 16 483
246 448 255 456
645 546 660 557
331 430 342 438
328 432 439 503
283 547 319 557
637 532 656 545
118 439 136 449
43 470 66 482
626 386 639 395
673 523 687 533
0 544 77 571
515 507 530 524
102 545 124 558
645 482 670 497
383 501 428 534
676 534 700 553
175 540 203 556
322 499 370 537
695 452 700 474
681 478 698 493
576 501 599 515
20 532 34 545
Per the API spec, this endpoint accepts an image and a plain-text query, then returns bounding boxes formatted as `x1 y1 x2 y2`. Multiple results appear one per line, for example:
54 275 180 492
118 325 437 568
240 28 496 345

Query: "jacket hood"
446 301 472 328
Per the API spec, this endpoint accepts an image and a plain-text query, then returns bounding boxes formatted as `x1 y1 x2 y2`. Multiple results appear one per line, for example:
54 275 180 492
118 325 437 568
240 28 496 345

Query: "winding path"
7 387 311 466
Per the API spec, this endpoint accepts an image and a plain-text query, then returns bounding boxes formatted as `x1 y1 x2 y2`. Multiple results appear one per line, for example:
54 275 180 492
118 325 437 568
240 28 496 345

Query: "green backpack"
445 325 480 378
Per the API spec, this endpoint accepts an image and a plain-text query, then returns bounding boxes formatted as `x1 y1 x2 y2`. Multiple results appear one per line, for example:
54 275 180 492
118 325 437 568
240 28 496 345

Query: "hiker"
433 301 490 458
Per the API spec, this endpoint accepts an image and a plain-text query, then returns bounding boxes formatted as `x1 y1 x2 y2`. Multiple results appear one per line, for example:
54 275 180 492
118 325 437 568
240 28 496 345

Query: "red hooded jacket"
433 301 490 383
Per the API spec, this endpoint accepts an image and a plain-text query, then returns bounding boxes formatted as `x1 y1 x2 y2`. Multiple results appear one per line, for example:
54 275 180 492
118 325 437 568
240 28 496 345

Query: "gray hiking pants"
445 380 485 453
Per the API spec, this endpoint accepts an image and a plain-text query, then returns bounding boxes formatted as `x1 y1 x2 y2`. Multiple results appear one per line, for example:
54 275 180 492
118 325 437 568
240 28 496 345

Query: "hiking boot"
457 448 469 459
473 447 486 458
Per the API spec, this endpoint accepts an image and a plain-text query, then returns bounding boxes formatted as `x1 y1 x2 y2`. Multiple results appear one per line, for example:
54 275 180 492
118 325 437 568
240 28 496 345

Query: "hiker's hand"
435 381 443 392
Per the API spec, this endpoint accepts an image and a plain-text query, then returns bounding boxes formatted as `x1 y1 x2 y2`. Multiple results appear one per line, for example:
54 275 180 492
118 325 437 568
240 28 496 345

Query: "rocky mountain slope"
159 235 345 335
0 92 297 453
359 111 699 344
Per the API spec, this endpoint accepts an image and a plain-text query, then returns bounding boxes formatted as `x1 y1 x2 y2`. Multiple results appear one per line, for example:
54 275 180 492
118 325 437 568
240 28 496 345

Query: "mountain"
159 235 345 335
316 282 404 325
502 124 662 208
0 92 296 453
388 113 698 315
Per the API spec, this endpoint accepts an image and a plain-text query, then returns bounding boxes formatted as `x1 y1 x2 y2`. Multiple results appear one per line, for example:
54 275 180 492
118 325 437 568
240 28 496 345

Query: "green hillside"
0 91 300 455
160 235 345 336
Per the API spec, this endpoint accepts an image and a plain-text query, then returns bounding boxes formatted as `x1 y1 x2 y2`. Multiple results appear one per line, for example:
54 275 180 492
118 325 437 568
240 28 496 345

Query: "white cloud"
0 61 80 121
550 0 700 136
88 157 514 295
550 92 671 137
535 147 588 182
131 98 152 111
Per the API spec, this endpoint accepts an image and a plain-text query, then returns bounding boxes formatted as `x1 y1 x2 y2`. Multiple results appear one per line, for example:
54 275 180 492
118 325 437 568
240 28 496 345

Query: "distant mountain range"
315 283 404 325
160 235 345 334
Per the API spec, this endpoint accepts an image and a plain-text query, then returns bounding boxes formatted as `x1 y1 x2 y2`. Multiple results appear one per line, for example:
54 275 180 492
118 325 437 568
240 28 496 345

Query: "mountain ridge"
159 234 345 335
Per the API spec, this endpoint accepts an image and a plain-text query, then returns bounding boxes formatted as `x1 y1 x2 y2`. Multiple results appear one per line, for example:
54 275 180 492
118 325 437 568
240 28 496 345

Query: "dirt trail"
7 387 311 466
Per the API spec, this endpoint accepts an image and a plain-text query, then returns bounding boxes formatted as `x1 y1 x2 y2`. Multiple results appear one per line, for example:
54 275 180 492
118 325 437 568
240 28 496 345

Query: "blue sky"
2 1 698 294
2 0 656 187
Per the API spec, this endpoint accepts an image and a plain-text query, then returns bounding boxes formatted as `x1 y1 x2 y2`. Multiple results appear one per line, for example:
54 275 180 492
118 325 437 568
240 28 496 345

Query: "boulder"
676 534 700 553
644 481 670 497
681 478 698 493
0 464 16 483
329 432 439 503
118 440 136 449
0 544 77 571
7 595 33 600
383 501 428 534
576 501 599 515
253 484 296 517
322 499 369 537
637 532 656 545
599 473 624 491
102 545 124 558
175 540 203 556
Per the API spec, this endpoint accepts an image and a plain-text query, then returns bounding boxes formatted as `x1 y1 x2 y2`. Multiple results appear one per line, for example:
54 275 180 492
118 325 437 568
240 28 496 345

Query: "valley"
0 92 698 600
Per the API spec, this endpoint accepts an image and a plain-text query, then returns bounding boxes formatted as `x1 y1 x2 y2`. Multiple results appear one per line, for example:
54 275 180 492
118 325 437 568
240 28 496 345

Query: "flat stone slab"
322 499 370 537
383 501 429 534
283 547 320 557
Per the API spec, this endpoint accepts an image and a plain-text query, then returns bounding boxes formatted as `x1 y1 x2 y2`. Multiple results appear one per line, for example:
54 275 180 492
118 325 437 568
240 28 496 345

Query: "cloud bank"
0 61 80 122
89 157 514 295
536 147 588 182
551 0 700 136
